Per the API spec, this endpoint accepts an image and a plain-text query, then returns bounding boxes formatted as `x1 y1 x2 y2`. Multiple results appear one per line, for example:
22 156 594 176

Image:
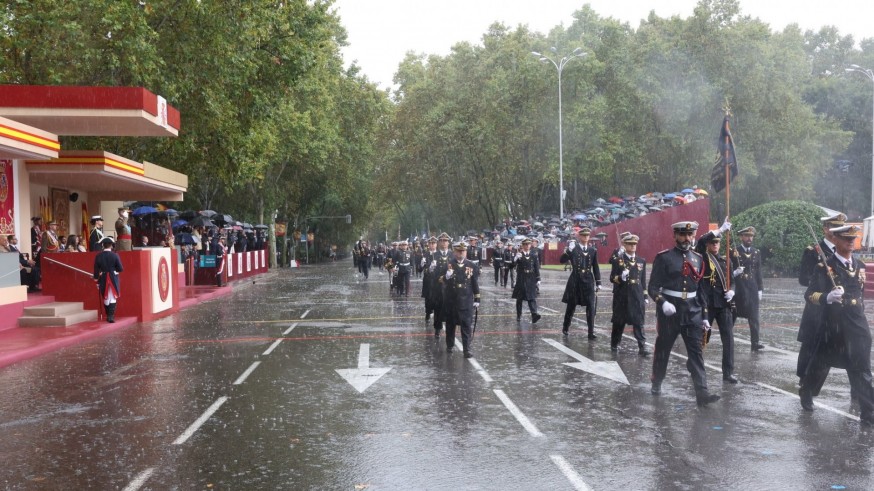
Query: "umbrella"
178 210 198 220
132 206 158 216
213 214 234 225
608 196 623 204
573 213 587 220
664 193 676 199
163 208 179 216
254 224 269 229
200 210 217 217
681 188 695 194
172 219 189 228
177 233 199 245
189 216 216 228
694 189 709 195
594 198 607 204
674 196 686 204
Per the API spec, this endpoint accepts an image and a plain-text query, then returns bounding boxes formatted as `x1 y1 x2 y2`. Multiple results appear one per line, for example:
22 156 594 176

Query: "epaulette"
690 250 703 258
806 245 814 251
655 248 671 256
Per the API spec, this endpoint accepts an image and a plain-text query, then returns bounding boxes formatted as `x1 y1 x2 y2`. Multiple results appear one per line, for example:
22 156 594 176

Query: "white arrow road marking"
336 343 393 393
543 338 629 385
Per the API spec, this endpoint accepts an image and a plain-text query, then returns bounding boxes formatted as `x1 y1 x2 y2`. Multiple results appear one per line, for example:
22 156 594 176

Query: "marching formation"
351 211 874 422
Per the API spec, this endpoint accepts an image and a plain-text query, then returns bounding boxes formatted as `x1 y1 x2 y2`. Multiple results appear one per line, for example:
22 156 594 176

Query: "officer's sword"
471 306 478 344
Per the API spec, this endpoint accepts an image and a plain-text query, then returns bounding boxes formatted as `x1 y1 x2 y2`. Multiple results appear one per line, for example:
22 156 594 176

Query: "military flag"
709 115 738 193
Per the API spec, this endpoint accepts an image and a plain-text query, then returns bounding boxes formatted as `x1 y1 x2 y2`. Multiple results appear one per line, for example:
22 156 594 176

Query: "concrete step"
18 310 98 327
22 302 85 317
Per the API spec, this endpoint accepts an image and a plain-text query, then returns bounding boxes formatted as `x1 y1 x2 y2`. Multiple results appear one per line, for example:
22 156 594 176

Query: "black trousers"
563 300 596 333
493 263 502 284
433 297 446 332
516 298 538 318
801 355 874 422
611 323 645 348
709 307 735 376
651 313 709 395
445 312 473 351
736 307 761 345
396 270 410 295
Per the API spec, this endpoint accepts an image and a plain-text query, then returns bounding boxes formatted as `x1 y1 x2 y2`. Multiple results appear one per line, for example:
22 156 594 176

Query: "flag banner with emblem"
709 115 738 193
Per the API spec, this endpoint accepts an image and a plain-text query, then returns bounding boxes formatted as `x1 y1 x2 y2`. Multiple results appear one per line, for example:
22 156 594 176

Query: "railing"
41 255 92 277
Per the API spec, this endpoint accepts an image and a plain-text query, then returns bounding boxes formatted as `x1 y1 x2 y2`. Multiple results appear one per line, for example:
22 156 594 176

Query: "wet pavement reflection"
1 264 873 489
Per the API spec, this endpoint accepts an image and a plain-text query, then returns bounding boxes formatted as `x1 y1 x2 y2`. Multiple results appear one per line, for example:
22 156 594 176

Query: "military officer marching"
394 240 413 296
491 239 504 286
443 241 481 358
696 219 739 383
421 236 438 320
466 235 482 273
559 227 601 338
609 234 648 355
649 221 720 407
511 237 541 323
731 226 764 351
429 233 453 337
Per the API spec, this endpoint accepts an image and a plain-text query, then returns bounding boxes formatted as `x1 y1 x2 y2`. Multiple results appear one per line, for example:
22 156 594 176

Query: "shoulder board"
689 250 703 258
806 245 814 250
655 249 671 256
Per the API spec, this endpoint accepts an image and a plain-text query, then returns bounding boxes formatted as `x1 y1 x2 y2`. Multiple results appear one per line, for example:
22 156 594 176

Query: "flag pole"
723 109 732 291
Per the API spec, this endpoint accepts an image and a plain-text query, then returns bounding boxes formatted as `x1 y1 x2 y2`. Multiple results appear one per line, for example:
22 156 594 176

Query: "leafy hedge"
729 201 826 277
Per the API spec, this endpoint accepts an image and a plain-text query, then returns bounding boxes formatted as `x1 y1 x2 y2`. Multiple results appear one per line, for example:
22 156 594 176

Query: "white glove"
567 241 576 251
515 253 522 261
473 302 480 309
661 301 676 316
596 285 601 291
724 290 735 302
827 287 844 304
445 269 454 280
718 217 732 234
621 269 629 281
537 281 541 287
758 291 762 301
429 259 437 271
702 319 711 330
645 297 650 305
732 266 745 277
420 258 426 267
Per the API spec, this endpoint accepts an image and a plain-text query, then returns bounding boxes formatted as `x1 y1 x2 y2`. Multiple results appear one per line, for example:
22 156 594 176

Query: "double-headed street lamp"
531 47 586 219
845 64 874 217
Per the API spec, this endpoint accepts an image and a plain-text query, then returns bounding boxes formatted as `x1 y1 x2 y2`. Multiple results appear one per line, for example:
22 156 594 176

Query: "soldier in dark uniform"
214 235 227 287
466 236 482 273
608 231 633 269
501 240 515 287
648 221 720 407
559 228 601 338
512 237 541 323
376 242 386 272
798 225 874 424
798 213 845 287
421 237 438 320
731 226 764 351
796 213 846 403
413 242 424 278
93 237 123 323
359 240 372 279
30 217 43 262
394 240 413 295
696 220 738 383
491 239 504 286
429 233 453 337
443 241 481 357
609 234 648 355
88 216 105 252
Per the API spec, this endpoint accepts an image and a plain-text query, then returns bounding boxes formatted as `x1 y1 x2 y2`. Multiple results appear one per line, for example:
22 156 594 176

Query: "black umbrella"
190 216 216 228
178 233 199 245
213 214 234 225
254 224 269 230
200 210 217 217
179 210 198 220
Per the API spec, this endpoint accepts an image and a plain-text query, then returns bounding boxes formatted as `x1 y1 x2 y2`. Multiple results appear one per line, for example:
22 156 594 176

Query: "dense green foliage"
0 0 391 249
730 200 826 275
3 0 874 251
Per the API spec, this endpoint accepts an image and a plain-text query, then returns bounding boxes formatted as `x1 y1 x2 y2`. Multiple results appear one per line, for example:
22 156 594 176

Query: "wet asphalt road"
1 263 874 490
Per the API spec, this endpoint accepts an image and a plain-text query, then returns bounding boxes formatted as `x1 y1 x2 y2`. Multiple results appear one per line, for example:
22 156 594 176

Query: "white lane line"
454 338 493 382
549 455 593 491
282 322 299 335
262 338 283 355
172 396 229 445
300 309 310 319
754 381 860 422
233 361 261 385
122 467 155 491
493 389 544 437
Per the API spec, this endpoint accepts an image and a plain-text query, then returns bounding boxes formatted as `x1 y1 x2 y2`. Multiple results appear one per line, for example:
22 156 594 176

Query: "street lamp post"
846 64 874 216
532 47 586 220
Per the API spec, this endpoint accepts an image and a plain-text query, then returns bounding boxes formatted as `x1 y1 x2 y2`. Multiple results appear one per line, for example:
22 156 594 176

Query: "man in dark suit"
732 226 764 351
429 233 453 338
696 220 738 383
559 227 601 338
609 234 648 355
798 225 874 424
512 237 541 323
443 241 480 358
93 237 123 322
